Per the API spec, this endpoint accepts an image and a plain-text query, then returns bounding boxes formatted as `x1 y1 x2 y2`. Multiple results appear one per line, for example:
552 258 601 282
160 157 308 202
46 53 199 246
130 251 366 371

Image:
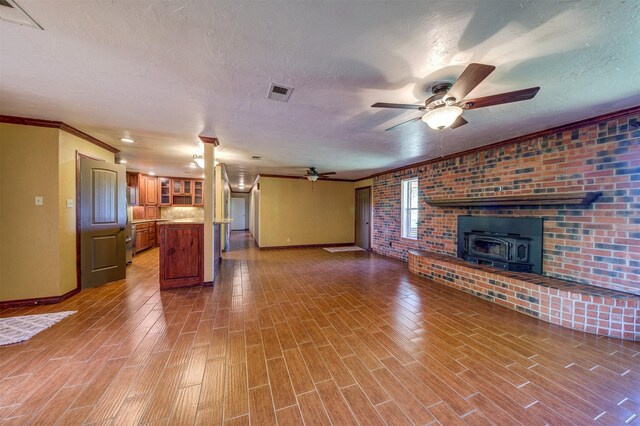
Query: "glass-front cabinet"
159 178 171 206
172 179 193 205
194 180 204 206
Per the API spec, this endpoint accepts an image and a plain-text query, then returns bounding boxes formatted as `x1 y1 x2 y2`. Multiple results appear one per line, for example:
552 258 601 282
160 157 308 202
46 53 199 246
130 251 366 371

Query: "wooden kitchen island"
158 221 204 290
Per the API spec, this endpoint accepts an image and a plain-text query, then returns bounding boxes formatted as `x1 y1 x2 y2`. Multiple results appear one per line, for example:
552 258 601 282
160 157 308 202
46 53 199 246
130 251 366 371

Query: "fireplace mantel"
425 191 602 207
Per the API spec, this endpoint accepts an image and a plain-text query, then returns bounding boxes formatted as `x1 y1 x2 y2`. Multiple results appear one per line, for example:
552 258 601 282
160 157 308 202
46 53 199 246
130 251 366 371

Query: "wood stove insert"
457 216 543 274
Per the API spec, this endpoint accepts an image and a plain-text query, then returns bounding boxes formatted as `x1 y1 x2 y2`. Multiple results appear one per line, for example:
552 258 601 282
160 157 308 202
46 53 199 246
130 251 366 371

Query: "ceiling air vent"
267 83 293 102
0 0 43 29
251 156 262 160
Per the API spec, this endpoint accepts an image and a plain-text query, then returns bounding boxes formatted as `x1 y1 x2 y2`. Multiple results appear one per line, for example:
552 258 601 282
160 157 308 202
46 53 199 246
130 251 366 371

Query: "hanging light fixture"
422 105 463 130
193 154 205 168
306 175 319 182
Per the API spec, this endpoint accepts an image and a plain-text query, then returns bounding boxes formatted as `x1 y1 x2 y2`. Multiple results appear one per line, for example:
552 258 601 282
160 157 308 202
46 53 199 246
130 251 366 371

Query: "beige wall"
1 124 61 301
354 178 373 189
0 123 114 302
58 131 114 295
259 177 355 247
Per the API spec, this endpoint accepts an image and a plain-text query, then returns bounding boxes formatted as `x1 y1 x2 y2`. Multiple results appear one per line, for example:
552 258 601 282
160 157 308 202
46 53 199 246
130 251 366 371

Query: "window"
401 178 419 239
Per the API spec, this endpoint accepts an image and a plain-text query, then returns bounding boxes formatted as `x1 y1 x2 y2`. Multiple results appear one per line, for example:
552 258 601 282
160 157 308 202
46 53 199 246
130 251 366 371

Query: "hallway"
0 232 639 424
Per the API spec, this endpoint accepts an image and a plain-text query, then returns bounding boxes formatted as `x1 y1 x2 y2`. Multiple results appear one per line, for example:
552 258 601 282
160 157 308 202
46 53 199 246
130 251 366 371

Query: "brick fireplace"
372 107 640 340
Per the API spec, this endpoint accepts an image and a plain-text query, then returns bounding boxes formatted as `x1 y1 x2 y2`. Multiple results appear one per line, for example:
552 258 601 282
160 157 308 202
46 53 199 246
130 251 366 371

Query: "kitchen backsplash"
160 206 205 221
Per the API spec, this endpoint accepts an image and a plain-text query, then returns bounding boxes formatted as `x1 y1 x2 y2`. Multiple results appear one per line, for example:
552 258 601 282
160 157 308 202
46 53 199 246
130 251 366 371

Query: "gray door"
80 157 127 288
231 197 246 230
355 187 371 250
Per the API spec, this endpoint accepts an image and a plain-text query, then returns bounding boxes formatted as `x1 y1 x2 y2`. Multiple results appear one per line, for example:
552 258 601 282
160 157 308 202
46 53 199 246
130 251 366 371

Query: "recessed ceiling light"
149 171 156 176
238 184 245 189
189 163 197 168
201 174 205 179
119 159 127 164
121 138 134 143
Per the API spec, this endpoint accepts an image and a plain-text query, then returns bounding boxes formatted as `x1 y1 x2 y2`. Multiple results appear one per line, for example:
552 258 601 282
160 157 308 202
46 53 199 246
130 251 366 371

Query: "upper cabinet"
159 177 171 206
172 179 194 205
144 176 158 205
194 180 204 206
126 173 140 206
127 172 204 215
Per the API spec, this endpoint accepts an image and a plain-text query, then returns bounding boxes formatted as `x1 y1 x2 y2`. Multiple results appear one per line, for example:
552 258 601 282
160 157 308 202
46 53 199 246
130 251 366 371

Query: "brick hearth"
408 249 640 340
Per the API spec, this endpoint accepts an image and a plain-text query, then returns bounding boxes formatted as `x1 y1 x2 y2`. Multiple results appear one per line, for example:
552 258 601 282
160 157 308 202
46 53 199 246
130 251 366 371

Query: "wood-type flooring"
0 232 639 425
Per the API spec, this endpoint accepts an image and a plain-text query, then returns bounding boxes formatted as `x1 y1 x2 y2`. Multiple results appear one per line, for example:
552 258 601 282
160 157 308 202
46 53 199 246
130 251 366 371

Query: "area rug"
323 246 365 253
0 311 76 346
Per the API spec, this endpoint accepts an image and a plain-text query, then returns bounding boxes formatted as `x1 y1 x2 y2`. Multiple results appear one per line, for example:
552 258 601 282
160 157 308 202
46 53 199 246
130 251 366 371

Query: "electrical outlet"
35 196 43 206
286 237 291 243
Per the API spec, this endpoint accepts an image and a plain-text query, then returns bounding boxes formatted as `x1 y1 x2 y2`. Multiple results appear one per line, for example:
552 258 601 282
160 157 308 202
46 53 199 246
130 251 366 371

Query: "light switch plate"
35 196 43 206
66 199 73 208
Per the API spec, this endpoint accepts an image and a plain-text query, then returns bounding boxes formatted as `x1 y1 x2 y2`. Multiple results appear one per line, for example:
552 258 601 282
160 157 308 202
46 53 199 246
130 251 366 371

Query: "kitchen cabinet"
159 177 171 206
194 180 204 206
134 221 157 253
126 172 140 206
172 178 193 205
149 222 156 247
128 173 204 212
135 225 149 253
172 179 192 195
158 222 203 289
144 176 158 205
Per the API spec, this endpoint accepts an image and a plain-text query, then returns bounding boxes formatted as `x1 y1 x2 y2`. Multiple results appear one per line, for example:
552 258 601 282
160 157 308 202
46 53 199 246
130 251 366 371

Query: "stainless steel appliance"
125 187 134 264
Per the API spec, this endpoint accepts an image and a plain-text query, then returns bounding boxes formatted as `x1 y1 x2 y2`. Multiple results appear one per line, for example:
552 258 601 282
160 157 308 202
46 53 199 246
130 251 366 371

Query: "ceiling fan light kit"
422 105 463 130
372 63 539 131
301 167 336 182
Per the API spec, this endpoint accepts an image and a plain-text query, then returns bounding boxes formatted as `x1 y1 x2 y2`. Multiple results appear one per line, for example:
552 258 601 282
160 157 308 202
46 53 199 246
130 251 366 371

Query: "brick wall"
408 250 640 340
372 109 640 295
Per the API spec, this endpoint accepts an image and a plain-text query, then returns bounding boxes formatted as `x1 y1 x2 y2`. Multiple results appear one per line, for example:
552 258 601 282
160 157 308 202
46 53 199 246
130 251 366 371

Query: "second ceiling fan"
372 63 540 131
301 167 336 182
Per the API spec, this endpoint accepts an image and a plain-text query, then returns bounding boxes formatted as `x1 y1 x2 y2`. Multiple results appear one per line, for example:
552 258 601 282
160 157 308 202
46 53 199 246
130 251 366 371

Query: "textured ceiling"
1 0 639 191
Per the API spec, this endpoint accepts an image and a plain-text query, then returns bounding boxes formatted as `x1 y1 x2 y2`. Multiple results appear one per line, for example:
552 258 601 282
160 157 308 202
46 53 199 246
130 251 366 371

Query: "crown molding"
0 115 119 154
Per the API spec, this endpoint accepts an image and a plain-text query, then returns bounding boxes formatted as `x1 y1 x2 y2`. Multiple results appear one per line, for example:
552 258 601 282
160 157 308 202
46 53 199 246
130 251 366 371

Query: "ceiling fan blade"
385 116 422 131
372 102 424 110
318 172 336 176
446 63 496 102
463 87 540 110
450 115 468 129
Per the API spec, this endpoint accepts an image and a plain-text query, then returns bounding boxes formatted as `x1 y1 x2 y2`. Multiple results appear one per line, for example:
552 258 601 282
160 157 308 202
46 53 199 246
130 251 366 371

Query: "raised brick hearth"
408 249 640 340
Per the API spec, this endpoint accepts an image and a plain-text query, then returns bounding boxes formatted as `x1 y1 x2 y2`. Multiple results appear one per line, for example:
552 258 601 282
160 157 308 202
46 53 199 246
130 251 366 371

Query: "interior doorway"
79 155 127 288
355 187 371 250
231 196 247 231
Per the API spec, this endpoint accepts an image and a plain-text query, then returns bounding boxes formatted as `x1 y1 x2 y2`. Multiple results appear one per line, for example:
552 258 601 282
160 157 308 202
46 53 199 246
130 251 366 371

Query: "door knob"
119 227 126 231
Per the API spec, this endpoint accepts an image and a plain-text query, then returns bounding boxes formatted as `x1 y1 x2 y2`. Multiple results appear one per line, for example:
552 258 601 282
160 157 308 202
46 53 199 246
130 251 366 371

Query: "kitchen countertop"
131 219 171 224
148 218 231 225
157 219 204 225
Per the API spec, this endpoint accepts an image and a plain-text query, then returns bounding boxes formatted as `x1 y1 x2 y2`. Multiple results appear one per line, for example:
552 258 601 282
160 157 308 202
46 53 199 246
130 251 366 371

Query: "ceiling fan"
372 63 540 131
302 167 336 182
